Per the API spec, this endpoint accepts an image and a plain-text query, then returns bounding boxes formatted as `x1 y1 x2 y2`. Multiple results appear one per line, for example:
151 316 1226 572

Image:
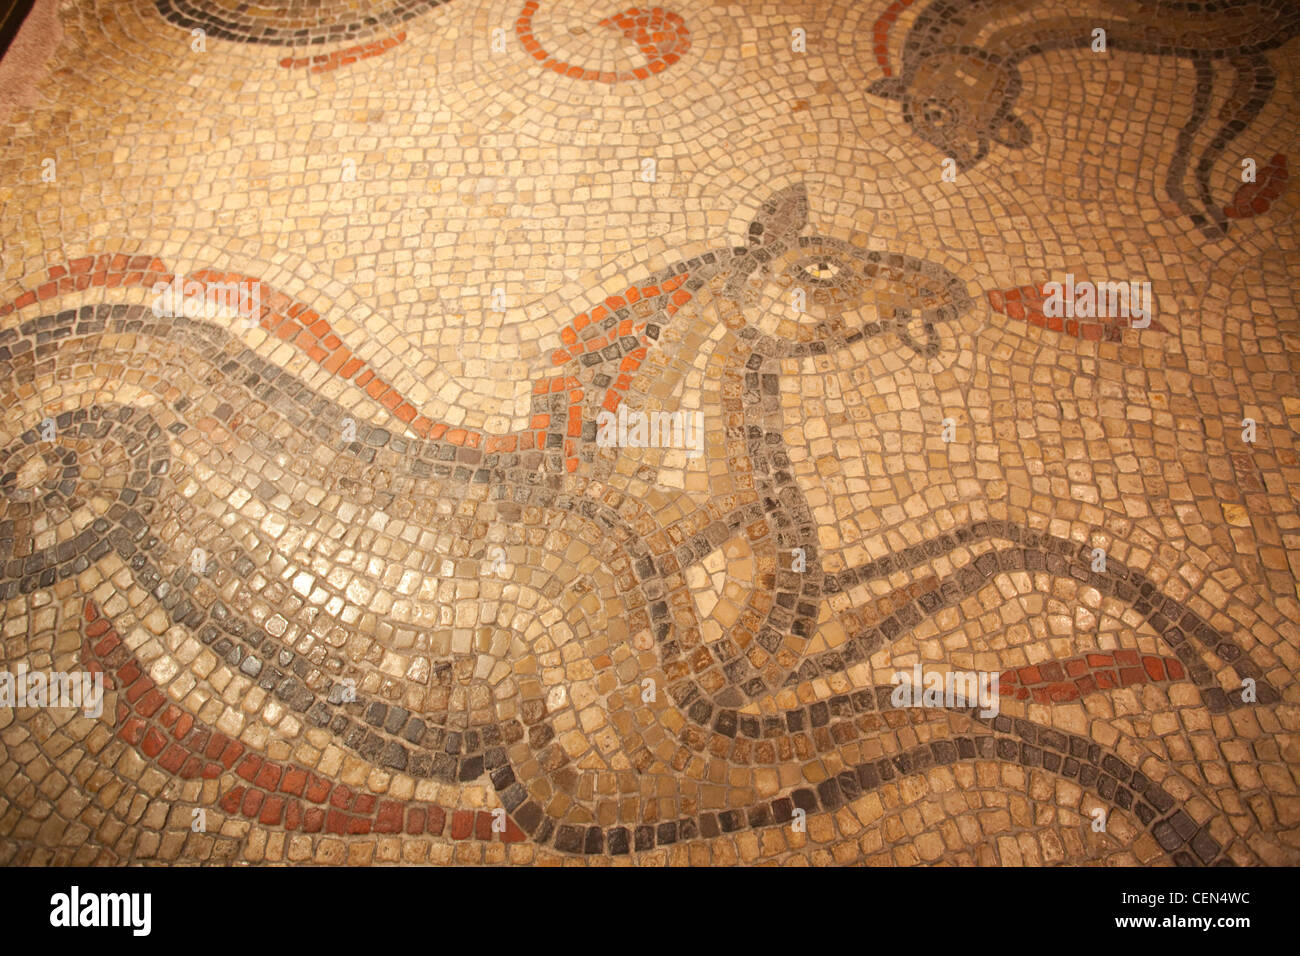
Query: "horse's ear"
993 113 1031 149
867 77 905 100
748 183 807 246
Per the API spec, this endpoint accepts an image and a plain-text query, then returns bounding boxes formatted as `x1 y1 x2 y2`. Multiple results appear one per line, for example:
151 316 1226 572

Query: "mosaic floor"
0 0 1298 868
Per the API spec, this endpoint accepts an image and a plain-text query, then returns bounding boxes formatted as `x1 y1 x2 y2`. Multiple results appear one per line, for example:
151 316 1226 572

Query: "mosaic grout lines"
0 0 1298 867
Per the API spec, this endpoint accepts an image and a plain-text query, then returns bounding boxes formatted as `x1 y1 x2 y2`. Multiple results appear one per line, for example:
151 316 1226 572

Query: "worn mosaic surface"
0 0 1298 867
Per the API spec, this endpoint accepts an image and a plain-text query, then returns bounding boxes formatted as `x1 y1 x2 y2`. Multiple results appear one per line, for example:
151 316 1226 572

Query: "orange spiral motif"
515 3 690 83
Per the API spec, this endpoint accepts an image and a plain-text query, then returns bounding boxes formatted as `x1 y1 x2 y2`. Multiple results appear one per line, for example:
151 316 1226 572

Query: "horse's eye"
920 98 953 128
790 256 848 284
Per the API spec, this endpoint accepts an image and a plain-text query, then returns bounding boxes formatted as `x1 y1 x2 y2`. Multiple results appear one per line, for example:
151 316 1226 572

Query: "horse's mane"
872 0 923 76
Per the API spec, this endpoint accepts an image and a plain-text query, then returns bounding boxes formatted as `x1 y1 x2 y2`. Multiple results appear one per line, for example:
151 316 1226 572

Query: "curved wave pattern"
2 0 1297 867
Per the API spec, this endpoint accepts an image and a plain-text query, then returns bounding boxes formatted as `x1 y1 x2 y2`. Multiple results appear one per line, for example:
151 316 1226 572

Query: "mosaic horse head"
0 184 1277 862
866 0 1300 237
